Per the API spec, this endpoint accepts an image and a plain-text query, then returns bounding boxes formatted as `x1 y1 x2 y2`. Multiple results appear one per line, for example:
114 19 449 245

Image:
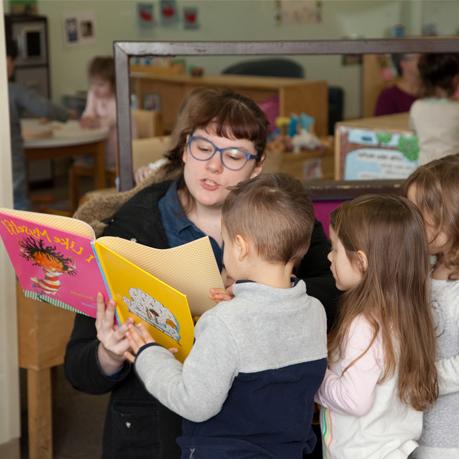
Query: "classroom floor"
20 366 108 459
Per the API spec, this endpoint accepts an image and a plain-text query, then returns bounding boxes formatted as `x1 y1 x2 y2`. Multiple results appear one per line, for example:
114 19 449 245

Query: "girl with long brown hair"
315 194 438 459
405 153 459 459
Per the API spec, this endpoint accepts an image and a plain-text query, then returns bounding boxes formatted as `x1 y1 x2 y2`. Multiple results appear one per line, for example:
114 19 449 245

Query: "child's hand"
124 323 155 363
80 116 100 129
209 285 234 302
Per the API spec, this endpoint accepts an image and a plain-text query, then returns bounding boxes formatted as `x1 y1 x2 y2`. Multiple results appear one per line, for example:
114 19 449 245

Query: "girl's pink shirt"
315 315 384 416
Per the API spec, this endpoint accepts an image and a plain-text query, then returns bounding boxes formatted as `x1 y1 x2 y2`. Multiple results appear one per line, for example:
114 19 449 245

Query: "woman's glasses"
187 135 257 171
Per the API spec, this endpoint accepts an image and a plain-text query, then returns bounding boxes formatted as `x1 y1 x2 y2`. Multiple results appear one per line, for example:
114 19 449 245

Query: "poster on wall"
275 0 322 25
183 6 199 30
63 12 96 47
337 126 419 180
160 0 179 25
137 3 155 27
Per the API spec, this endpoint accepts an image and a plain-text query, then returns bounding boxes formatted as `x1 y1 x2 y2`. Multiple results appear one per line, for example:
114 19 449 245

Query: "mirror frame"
114 38 459 191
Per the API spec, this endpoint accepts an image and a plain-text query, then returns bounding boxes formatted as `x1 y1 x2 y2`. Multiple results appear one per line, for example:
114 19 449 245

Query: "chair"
222 58 304 78
68 110 163 212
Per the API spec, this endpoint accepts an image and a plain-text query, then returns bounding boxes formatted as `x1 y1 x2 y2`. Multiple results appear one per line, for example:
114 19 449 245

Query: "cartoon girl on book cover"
124 287 181 342
19 236 76 295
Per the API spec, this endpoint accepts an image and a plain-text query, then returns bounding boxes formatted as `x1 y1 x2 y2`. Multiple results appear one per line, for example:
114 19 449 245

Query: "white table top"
22 119 109 148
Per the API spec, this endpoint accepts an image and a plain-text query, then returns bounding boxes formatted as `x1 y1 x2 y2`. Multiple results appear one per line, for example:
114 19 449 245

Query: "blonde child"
315 194 438 459
125 173 328 458
405 154 459 459
80 56 118 169
410 53 459 165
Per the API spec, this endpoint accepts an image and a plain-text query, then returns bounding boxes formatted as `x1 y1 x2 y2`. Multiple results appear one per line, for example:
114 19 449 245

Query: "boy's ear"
356 250 368 273
234 234 249 261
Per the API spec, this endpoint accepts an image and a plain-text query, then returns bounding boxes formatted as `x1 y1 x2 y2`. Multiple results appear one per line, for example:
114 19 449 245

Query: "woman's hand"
134 165 154 185
95 293 133 376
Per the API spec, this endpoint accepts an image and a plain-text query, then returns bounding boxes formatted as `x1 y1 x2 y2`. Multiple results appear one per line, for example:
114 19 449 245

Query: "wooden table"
23 120 108 192
17 283 75 459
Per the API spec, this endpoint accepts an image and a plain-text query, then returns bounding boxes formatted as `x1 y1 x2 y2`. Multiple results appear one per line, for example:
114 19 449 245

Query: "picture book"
0 208 224 361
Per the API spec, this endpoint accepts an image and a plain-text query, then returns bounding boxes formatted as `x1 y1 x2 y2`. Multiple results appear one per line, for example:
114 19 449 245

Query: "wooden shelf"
130 73 329 137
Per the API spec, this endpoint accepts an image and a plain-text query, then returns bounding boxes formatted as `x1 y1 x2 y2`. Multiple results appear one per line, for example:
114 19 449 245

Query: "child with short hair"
79 56 118 169
126 172 328 458
410 53 459 165
316 194 439 459
405 154 459 459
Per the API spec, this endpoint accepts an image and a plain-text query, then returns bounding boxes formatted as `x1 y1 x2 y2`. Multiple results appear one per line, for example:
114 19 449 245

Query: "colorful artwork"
338 127 419 180
0 212 107 317
160 0 178 25
137 3 155 27
124 288 180 341
183 6 199 30
20 236 76 295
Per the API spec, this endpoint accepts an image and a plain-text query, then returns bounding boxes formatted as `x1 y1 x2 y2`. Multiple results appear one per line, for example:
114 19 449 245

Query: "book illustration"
123 287 180 342
0 208 108 317
20 236 76 296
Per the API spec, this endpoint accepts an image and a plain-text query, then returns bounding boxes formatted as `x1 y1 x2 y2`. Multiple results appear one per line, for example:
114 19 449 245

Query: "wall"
33 0 404 119
4 0 459 117
0 0 21 455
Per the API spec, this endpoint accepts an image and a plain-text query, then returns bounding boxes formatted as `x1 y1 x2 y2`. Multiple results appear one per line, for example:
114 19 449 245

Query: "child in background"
125 173 328 458
410 53 459 165
316 194 438 459
6 38 71 210
405 154 459 459
80 56 118 169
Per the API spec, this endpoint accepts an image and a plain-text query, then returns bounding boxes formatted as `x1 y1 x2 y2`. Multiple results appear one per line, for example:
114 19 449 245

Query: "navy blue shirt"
158 180 223 272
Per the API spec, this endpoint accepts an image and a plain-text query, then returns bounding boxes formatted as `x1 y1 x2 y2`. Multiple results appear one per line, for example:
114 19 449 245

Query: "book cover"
0 208 107 317
0 209 224 360
94 240 193 362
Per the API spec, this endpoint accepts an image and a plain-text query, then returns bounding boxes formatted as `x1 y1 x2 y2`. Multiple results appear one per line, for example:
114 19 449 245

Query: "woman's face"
182 126 263 209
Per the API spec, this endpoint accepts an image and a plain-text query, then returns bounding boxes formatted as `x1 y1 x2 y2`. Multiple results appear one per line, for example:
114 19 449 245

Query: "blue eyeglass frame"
187 135 258 171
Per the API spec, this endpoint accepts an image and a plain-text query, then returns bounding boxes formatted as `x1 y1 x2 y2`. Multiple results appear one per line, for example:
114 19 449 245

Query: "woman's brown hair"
328 194 438 411
163 87 268 174
403 153 459 279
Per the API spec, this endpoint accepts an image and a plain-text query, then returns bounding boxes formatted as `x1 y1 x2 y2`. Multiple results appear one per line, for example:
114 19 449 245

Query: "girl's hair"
88 56 115 88
418 53 459 97
163 87 268 176
222 173 314 266
403 153 459 279
328 194 438 411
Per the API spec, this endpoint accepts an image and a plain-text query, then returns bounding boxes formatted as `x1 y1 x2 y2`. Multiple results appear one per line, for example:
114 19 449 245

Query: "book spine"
91 241 121 325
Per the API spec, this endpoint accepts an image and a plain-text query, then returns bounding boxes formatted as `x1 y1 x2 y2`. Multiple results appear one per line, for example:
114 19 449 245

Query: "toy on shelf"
267 113 324 154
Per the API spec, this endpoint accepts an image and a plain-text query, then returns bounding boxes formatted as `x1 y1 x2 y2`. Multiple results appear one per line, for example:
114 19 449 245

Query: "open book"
0 208 224 361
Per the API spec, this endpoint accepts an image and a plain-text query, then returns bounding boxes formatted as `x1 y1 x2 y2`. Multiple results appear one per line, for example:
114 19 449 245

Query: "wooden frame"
114 38 459 192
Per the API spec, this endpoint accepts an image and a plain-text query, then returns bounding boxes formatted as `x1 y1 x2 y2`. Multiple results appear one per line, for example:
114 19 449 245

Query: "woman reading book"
64 88 339 459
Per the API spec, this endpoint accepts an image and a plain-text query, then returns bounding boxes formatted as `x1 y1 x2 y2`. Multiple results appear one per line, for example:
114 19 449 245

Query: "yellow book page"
94 242 194 362
0 208 95 239
95 236 224 315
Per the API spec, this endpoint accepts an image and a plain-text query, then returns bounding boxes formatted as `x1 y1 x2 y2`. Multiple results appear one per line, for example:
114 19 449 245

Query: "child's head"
221 173 314 280
404 153 459 278
418 53 459 97
87 56 115 98
328 194 437 411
